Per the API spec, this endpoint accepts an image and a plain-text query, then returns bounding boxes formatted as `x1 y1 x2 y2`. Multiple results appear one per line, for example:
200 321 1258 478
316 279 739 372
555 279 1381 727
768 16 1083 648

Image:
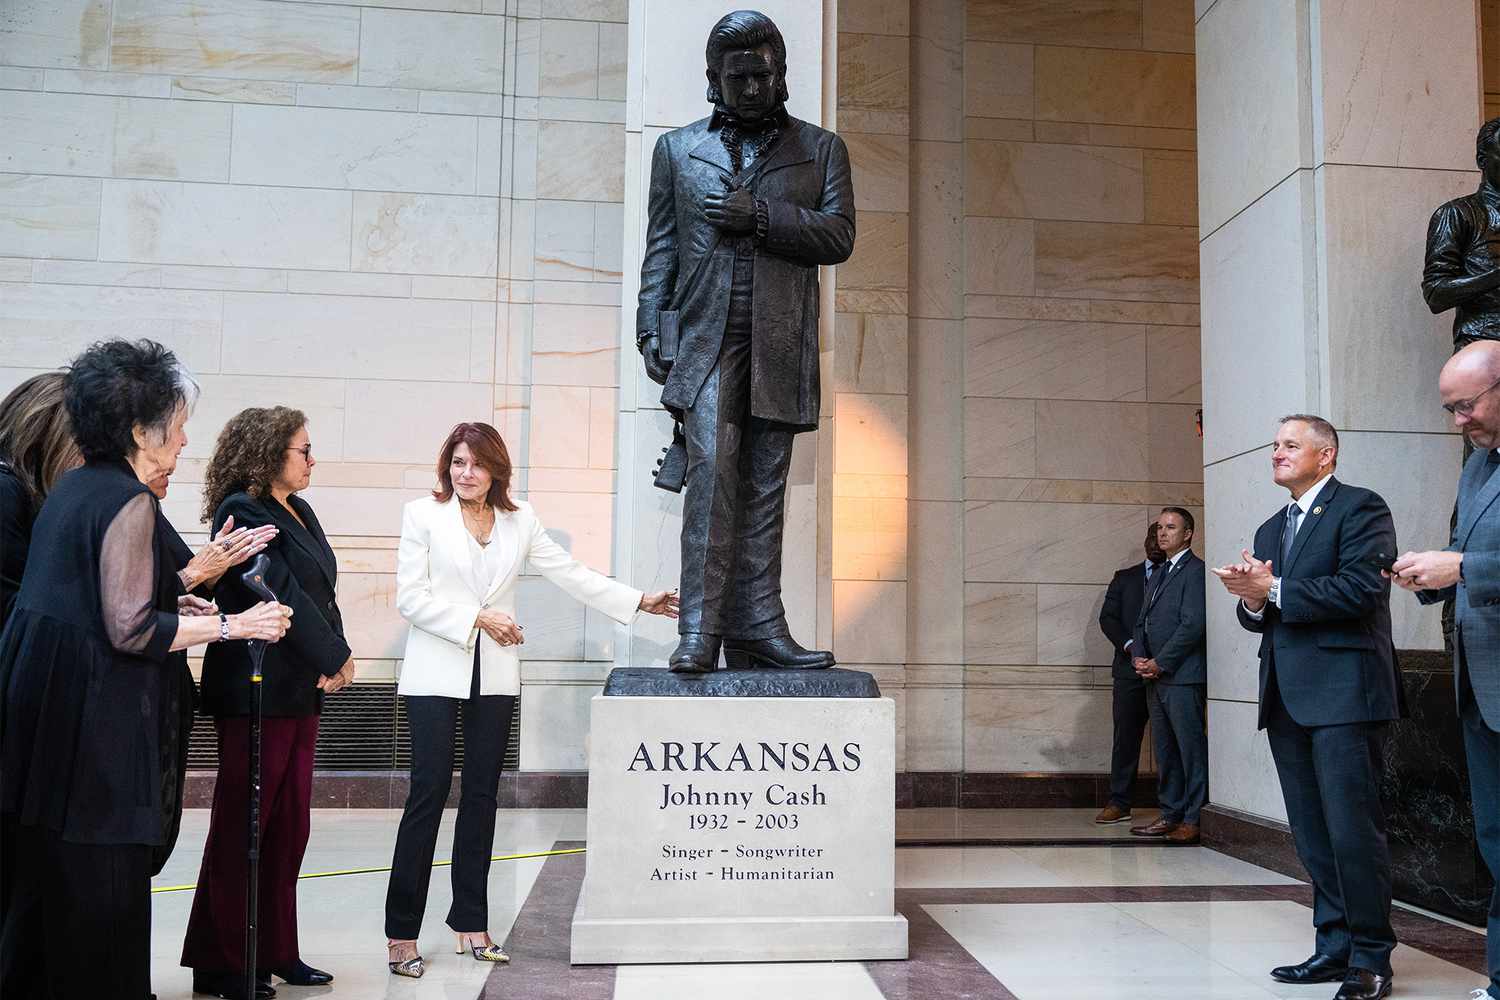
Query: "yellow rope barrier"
150 847 585 894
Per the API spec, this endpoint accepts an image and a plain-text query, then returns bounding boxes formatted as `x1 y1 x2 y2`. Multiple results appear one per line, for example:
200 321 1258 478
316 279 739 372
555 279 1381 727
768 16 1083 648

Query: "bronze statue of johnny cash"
636 10 855 673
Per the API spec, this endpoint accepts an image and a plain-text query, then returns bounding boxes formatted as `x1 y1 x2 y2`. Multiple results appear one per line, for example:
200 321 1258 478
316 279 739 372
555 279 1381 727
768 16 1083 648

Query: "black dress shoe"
262 960 333 986
1270 953 1349 984
1333 969 1392 1000
191 970 276 999
723 635 835 670
669 632 720 673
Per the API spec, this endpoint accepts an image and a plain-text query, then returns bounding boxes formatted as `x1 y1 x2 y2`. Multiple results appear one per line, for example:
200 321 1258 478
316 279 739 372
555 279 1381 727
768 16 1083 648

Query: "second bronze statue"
636 10 856 674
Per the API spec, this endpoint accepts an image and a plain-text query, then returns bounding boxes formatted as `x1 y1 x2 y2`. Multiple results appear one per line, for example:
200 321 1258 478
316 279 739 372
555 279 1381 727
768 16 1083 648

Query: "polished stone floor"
146 808 1490 999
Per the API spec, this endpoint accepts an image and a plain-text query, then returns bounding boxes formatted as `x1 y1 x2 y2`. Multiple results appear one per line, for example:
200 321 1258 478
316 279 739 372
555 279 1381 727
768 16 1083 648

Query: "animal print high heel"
387 939 425 978
455 932 509 963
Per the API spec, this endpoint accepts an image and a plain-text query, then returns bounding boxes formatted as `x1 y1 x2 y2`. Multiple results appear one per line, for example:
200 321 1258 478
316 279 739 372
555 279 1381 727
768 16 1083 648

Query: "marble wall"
1197 0 1477 824
0 0 633 770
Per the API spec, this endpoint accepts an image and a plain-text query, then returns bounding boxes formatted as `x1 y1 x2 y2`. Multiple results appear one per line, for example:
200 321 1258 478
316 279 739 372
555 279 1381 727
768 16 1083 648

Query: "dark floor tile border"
1199 804 1307 883
480 841 614 1000
866 892 1018 999
184 769 1158 809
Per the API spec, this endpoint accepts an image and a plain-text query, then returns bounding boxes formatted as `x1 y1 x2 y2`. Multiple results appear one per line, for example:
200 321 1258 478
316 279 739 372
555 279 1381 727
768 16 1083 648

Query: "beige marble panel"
966 0 1142 47
1199 172 1315 465
517 681 593 769
966 500 1148 583
0 91 114 176
0 175 100 259
359 9 503 92
230 105 478 193
965 319 1146 401
531 302 619 386
1143 149 1197 226
99 179 351 270
592 20 626 100
112 0 359 83
527 489 615 571
839 210 908 292
0 283 221 371
1035 221 1198 302
967 117 1035 141
964 582 1036 664
352 192 499 276
221 291 472 380
1195 0 1308 234
331 572 407 659
966 141 1146 223
912 0 964 142
1035 46 1196 129
834 393 908 477
840 0 909 35
845 132 911 213
529 384 591 468
342 380 494 464
909 318 964 501
170 76 296 104
839 32 910 112
911 140 963 320
964 686 1113 772
1142 0 1195 53
1147 403 1203 484
1207 698 1287 823
831 495 907 581
1 0 110 70
1145 325 1201 403
963 217 1034 297
586 386 616 469
833 313 908 394
537 121 625 200
540 18 599 99
963 42 1032 119
832 579 907 664
908 500 964 663
0 67 45 90
1317 0 1477 170
593 202 624 280
962 397 1036 479
904 684 963 771
1322 164 1476 434
115 97 233 181
1034 400 1150 481
184 374 347 461
31 260 163 288
542 0 626 19
299 83 421 113
533 199 595 280
1037 584 1116 666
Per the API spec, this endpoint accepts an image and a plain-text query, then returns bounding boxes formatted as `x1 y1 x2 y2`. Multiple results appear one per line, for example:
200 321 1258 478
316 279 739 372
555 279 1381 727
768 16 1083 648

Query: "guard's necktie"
1146 559 1171 605
1280 503 1302 570
1484 448 1500 486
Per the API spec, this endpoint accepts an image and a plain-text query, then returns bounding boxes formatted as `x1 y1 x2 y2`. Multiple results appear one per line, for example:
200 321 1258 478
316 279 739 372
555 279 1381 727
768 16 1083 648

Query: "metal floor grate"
188 682 520 772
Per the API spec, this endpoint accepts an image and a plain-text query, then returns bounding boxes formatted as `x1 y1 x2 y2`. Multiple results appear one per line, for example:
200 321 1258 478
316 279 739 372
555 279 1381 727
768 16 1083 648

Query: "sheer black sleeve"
99 492 178 660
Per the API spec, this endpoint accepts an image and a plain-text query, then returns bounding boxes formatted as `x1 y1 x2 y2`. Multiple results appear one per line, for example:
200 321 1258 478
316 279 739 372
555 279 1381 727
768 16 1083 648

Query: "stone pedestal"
569 671 908 964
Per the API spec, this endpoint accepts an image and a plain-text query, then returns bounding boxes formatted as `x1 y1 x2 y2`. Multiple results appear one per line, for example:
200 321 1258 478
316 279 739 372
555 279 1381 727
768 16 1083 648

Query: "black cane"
240 554 276 1000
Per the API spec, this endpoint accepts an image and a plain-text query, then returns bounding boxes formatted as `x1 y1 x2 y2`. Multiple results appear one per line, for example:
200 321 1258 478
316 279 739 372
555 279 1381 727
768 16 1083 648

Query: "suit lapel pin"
1312 506 1322 515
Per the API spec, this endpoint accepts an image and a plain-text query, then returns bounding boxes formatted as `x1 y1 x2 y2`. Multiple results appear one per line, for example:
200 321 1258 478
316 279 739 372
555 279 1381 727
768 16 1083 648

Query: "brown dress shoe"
1129 817 1178 837
1094 804 1132 825
1165 822 1200 844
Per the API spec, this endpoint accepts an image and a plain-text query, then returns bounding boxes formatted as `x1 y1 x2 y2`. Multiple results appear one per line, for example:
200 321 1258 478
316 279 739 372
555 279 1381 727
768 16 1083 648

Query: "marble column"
614 0 833 671
1197 0 1477 822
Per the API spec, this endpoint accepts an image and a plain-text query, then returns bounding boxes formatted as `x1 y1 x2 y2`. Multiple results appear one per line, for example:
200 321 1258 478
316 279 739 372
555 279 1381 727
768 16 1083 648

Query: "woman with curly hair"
181 407 355 999
0 340 291 1000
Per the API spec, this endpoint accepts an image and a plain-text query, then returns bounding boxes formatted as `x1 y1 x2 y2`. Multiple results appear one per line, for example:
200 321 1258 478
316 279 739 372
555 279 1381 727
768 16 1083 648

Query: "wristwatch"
219 613 231 642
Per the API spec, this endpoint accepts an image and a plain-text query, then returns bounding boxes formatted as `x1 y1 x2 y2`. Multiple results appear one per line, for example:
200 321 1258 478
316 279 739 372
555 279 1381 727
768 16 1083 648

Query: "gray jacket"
636 114 855 431
1421 450 1500 727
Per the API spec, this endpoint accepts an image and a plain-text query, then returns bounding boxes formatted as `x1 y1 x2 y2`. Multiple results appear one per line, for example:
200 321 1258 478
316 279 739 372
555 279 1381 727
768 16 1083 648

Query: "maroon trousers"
180 714 318 974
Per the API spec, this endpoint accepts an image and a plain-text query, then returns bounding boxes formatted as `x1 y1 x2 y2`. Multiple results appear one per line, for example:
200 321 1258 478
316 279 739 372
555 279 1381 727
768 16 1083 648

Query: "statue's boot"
723 635 835 670
669 632 721 673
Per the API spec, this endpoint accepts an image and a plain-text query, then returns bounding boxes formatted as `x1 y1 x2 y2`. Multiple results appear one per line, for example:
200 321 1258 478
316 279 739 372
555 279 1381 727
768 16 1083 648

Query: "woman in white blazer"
383 422 676 977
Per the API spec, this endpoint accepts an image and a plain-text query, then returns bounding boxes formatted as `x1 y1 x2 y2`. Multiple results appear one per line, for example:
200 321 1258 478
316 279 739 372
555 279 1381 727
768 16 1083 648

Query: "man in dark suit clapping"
1391 341 1500 1000
1214 414 1399 1000
1128 507 1207 844
1095 522 1167 825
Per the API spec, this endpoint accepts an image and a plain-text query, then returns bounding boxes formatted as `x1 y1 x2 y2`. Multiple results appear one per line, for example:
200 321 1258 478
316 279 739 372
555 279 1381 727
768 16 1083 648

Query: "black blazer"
1235 477 1403 729
199 491 350 718
1099 562 1150 680
1132 551 1207 685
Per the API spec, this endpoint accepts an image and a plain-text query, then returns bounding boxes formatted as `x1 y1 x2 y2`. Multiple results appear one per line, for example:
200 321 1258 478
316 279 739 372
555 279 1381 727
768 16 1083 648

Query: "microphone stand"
239 554 275 1000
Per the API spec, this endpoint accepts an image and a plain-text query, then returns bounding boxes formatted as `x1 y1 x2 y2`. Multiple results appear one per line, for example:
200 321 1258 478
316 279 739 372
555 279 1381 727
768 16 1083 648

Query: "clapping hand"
639 590 679 618
183 515 278 590
1211 550 1274 611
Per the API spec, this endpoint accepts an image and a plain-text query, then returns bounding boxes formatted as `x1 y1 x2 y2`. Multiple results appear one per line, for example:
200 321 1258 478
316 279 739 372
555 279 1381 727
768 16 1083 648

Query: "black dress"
0 462 32 634
0 459 191 999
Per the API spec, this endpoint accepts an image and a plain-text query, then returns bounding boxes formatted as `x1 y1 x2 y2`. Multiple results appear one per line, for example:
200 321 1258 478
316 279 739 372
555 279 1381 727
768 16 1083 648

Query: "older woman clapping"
383 422 676 977
0 340 292 1000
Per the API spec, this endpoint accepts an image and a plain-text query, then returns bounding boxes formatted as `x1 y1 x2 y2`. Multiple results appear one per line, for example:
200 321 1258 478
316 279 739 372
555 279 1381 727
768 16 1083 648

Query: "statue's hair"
1478 117 1500 167
705 10 790 106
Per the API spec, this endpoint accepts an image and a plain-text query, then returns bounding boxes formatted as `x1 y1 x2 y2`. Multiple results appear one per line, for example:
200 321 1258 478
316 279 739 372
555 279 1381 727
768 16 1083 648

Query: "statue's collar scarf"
710 103 788 174
708 102 789 134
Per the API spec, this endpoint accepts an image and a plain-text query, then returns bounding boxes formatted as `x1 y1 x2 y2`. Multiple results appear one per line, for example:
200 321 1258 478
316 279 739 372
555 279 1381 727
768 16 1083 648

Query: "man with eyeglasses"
1212 414 1400 1000
1390 340 1500 1000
